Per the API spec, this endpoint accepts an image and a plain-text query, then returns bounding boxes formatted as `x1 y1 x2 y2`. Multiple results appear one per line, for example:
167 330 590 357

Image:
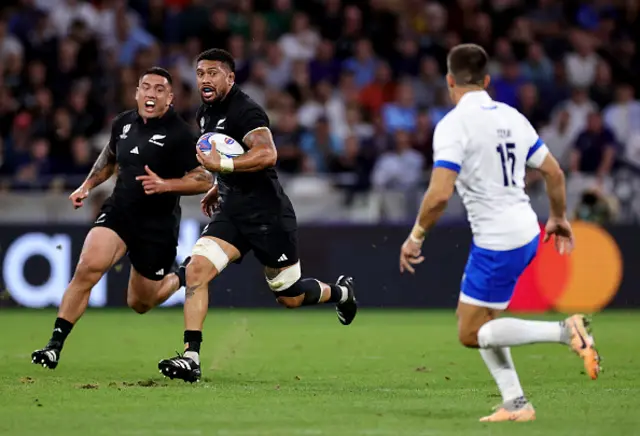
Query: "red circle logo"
509 221 623 313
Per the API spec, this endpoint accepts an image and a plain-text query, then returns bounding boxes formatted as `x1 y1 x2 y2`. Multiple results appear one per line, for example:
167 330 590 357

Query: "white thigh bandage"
266 261 301 292
191 237 229 273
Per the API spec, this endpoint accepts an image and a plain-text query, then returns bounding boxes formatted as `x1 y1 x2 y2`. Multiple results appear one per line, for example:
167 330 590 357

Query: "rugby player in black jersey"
158 49 357 382
31 68 213 369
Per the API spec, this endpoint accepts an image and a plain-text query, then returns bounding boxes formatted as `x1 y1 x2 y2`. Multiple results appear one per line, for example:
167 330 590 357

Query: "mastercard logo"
509 221 623 313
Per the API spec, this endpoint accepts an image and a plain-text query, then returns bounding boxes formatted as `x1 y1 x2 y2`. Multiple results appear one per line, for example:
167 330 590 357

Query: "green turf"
0 309 638 435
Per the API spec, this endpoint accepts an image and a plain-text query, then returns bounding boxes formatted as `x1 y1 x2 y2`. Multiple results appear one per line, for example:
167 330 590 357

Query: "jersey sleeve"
522 116 549 169
238 107 270 142
432 118 464 173
107 112 125 153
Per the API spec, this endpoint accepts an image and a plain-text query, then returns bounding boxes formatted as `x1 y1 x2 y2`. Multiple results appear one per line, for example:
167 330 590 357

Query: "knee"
458 328 480 348
276 295 304 309
74 257 107 284
127 295 151 314
186 256 216 287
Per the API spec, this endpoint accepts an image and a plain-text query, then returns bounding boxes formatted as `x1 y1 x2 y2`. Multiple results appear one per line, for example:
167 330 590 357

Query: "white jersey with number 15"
433 90 550 251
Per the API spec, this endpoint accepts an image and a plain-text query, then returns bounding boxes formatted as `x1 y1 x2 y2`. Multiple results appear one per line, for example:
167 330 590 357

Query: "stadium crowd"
0 0 639 221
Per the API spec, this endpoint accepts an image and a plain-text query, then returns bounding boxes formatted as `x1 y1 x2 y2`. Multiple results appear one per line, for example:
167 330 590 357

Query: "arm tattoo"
86 144 116 188
185 285 198 299
186 167 213 184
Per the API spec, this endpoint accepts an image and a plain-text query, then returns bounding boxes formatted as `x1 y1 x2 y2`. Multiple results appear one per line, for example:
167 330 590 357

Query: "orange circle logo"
509 221 623 313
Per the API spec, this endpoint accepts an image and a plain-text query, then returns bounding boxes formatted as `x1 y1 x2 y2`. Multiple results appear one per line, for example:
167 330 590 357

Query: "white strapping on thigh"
191 237 229 273
266 261 301 292
459 292 510 310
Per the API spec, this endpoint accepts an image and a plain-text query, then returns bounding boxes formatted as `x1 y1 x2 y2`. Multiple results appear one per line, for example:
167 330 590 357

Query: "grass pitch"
1 309 638 435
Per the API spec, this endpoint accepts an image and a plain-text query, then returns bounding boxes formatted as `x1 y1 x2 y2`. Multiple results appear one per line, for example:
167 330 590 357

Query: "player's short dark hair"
447 43 489 87
140 67 173 86
196 48 236 73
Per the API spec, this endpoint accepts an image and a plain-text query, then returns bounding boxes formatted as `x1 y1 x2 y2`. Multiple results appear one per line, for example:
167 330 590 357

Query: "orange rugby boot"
479 397 536 422
565 314 601 380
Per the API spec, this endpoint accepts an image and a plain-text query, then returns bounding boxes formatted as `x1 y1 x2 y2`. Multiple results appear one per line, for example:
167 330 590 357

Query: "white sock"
478 318 570 348
339 286 348 304
184 350 200 365
479 347 524 403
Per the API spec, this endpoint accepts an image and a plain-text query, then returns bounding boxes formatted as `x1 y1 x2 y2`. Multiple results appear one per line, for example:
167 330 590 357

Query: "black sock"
48 317 74 349
328 284 345 303
183 330 202 354
300 278 324 306
176 256 191 288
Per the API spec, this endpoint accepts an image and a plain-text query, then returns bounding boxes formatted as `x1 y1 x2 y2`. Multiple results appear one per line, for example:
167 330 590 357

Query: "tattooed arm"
70 144 117 209
84 144 117 190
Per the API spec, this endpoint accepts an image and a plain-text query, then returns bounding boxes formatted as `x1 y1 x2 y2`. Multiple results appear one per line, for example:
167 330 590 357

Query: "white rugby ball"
197 132 245 158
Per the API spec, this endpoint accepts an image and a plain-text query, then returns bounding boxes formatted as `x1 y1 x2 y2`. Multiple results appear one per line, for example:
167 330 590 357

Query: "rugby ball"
197 132 245 158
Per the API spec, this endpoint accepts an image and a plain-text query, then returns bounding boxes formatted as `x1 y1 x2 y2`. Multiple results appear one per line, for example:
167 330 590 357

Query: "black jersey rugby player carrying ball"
31 68 213 370
158 49 358 382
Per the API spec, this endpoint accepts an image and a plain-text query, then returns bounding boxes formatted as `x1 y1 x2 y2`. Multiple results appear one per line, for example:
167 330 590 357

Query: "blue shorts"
459 235 539 309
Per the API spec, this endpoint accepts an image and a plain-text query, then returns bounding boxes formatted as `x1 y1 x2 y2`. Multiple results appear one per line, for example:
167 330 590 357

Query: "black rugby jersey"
196 85 293 216
105 107 199 219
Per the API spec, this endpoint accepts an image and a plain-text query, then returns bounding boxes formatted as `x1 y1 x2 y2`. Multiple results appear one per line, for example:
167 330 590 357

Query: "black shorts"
93 204 178 281
201 208 299 269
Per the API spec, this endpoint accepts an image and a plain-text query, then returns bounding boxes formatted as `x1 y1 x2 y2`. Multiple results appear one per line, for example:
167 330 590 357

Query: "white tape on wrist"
220 157 234 173
409 234 424 244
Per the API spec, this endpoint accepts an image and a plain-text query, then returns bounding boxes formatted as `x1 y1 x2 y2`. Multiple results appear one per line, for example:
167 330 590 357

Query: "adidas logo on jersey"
278 254 288 262
130 146 139 154
155 268 164 276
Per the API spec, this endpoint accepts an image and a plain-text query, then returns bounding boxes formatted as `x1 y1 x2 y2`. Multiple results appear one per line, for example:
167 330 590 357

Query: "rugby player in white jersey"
399 44 601 422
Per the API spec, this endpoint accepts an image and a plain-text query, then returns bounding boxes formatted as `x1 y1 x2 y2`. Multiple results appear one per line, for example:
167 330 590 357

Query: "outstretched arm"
136 165 214 195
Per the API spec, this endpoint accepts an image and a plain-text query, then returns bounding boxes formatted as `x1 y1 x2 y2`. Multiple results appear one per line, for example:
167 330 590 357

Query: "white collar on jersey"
458 90 496 109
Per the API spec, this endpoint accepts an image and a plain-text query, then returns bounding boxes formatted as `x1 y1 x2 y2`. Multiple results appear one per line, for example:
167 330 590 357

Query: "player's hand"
200 184 220 218
543 216 574 255
136 165 168 195
196 146 221 172
69 184 90 209
399 237 425 274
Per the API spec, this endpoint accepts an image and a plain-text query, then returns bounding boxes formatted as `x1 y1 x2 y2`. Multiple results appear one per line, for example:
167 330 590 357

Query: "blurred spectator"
0 15 24 64
242 60 269 108
66 135 93 175
589 61 615 109
570 112 618 183
308 39 340 85
410 56 446 110
564 29 599 88
300 116 343 173
381 81 417 134
372 130 424 191
603 84 640 147
520 42 553 87
264 42 291 90
359 62 396 120
297 79 347 138
278 12 320 62
491 58 525 108
517 83 548 130
342 38 378 89
15 136 52 183
393 37 421 77
49 0 99 37
272 110 304 173
331 135 375 196
555 87 597 143
265 0 293 40
412 109 434 165
539 109 573 169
